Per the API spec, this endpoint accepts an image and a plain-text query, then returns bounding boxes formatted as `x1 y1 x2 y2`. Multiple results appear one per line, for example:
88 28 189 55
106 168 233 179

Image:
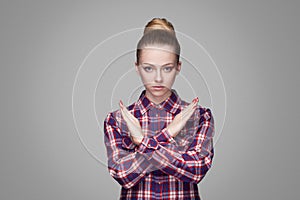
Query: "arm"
103 112 153 189
136 108 215 184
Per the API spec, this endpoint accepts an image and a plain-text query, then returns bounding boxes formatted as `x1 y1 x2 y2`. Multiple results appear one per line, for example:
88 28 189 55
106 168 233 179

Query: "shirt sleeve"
136 108 215 184
103 112 154 189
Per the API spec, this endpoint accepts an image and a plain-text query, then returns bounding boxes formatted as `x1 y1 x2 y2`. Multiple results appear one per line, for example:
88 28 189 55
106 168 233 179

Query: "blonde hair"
143 18 176 35
136 18 180 65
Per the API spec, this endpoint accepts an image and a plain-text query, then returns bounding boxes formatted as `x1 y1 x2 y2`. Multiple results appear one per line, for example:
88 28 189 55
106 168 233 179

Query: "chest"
140 107 174 138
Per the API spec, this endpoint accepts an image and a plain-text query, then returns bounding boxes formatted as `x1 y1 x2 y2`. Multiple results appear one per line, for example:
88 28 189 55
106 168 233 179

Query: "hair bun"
143 17 176 36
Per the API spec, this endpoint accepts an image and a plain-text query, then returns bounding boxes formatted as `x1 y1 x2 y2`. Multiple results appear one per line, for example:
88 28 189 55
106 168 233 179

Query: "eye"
143 66 153 72
163 66 174 72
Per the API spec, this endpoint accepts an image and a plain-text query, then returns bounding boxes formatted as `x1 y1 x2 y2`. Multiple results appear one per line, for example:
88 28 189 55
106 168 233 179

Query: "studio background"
1 0 299 199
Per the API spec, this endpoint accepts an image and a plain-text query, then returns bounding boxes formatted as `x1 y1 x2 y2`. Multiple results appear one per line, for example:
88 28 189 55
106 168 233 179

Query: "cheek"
140 73 153 83
165 73 176 83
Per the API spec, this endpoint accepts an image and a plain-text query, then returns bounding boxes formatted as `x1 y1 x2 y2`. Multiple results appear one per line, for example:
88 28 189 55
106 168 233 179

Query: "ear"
135 61 140 76
176 61 182 75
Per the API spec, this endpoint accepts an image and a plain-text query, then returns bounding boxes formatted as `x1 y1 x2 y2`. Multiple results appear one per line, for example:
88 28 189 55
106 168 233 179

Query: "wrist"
132 136 143 146
166 127 175 138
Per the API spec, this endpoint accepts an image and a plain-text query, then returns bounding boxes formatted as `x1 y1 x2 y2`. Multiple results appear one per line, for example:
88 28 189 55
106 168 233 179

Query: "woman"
104 18 214 200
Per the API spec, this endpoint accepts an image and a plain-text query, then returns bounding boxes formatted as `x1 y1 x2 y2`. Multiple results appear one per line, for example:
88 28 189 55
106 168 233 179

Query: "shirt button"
156 113 158 117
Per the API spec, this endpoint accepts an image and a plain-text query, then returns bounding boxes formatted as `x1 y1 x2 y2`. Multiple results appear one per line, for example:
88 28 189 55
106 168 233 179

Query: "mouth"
152 86 165 90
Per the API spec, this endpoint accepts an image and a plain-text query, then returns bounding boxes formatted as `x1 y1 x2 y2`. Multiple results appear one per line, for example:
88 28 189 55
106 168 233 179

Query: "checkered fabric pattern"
104 89 214 200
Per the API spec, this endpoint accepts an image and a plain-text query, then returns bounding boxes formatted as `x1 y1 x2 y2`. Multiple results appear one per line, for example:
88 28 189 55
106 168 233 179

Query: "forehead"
140 46 177 64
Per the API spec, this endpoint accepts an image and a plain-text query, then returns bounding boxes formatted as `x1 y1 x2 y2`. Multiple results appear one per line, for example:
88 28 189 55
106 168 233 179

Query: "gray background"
1 0 299 199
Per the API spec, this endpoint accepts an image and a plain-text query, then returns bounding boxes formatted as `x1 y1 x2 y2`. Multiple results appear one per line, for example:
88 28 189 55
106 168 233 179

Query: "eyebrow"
142 62 174 67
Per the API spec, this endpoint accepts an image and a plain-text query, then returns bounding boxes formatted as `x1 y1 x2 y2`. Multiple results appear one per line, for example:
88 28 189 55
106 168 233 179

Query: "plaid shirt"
104 89 214 200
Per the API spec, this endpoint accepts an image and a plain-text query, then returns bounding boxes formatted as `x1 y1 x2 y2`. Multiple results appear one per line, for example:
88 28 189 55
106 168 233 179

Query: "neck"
145 89 172 105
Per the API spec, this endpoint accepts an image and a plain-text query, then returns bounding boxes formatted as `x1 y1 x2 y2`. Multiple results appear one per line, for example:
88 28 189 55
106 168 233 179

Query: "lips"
152 86 165 90
153 86 164 88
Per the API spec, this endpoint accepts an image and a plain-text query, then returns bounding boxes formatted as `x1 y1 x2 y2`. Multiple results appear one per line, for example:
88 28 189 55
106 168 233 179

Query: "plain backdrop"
0 0 299 199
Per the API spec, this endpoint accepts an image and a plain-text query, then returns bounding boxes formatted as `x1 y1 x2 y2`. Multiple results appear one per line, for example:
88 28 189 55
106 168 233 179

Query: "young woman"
104 18 214 200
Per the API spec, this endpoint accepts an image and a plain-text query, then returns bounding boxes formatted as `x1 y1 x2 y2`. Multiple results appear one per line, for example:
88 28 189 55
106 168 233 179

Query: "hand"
119 100 144 145
167 97 199 138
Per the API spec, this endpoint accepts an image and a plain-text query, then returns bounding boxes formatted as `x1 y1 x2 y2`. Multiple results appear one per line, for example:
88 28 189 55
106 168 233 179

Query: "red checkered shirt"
104 89 214 200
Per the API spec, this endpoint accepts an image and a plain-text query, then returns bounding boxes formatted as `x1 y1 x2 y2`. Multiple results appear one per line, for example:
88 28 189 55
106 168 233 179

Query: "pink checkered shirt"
104 89 214 199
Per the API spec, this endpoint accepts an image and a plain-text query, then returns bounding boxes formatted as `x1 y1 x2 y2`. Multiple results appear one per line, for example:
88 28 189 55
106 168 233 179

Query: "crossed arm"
103 108 214 189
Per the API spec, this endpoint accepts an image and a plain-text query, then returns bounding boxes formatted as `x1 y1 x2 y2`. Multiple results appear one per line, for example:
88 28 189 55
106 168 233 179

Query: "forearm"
137 136 214 183
104 113 153 189
151 141 214 183
107 150 153 189
136 110 215 183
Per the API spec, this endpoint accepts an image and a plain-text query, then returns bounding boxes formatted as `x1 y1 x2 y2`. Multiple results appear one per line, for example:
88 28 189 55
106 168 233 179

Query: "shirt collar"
136 89 182 116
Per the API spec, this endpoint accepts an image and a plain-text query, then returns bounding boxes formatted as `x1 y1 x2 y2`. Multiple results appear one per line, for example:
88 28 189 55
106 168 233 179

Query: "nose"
154 70 163 83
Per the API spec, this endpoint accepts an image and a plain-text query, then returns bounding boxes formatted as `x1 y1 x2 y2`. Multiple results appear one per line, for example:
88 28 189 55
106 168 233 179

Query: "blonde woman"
104 18 214 200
